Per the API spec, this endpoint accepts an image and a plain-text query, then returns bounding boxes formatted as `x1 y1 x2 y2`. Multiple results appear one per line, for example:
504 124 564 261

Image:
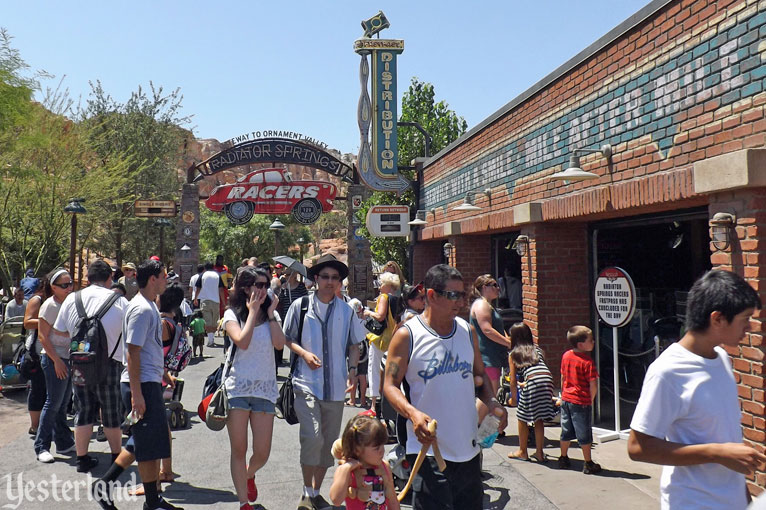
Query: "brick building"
411 0 766 493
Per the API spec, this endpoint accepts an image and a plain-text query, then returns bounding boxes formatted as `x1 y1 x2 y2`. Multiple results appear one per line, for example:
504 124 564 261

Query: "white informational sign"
365 205 410 237
595 267 636 328
593 266 636 439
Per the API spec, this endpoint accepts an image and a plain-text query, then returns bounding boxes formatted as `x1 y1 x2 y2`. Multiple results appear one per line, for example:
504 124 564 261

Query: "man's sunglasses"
53 282 73 289
317 273 341 281
430 288 467 301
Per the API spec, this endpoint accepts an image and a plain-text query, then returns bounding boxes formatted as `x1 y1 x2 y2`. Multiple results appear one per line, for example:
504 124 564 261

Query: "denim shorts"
559 401 593 445
228 396 275 414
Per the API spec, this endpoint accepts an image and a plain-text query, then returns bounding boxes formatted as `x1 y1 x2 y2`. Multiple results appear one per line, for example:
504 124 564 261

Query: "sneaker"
297 495 313 510
310 495 332 510
557 455 571 469
77 455 99 473
58 443 76 455
239 504 254 510
143 496 184 510
246 477 258 503
96 425 107 442
583 460 602 474
37 450 55 463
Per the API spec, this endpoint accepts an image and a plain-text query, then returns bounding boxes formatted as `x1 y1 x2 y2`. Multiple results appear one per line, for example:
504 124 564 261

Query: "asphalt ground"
0 338 560 510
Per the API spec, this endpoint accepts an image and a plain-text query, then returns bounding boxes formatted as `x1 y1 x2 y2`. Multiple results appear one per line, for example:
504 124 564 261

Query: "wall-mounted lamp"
443 242 454 259
709 212 736 251
511 235 530 256
180 243 192 251
551 144 613 182
408 209 428 226
454 188 492 212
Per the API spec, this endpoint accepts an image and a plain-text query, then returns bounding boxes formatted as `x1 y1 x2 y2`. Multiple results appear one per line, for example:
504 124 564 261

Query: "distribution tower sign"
354 12 410 194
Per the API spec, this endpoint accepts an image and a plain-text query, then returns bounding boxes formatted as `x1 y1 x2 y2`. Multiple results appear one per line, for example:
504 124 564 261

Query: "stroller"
162 318 193 429
0 317 27 391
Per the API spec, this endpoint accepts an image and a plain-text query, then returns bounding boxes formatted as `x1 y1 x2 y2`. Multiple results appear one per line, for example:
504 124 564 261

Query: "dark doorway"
591 208 711 430
492 233 524 330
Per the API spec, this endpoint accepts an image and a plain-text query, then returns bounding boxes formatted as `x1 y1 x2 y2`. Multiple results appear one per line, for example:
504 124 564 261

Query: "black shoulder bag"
276 296 309 424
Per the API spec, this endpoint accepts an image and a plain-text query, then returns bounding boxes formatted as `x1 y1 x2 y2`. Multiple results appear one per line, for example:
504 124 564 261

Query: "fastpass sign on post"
594 266 636 436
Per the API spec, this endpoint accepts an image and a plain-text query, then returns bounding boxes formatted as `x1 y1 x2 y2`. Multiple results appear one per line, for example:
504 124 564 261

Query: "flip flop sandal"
344 400 355 407
128 483 163 496
507 452 530 461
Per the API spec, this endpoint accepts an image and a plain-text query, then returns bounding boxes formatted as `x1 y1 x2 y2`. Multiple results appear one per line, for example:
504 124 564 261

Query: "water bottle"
477 408 503 448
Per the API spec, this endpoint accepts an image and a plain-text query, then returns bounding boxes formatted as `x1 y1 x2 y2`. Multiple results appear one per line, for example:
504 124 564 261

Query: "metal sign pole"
613 326 620 433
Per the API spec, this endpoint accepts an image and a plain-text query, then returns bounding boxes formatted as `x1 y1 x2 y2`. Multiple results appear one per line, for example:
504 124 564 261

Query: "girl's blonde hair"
383 261 407 286
340 414 388 460
378 271 401 290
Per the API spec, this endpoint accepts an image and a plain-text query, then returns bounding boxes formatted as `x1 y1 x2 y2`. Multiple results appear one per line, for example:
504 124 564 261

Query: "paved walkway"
0 339 660 509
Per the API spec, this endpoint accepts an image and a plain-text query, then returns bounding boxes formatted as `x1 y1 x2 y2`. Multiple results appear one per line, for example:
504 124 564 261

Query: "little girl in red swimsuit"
329 413 400 510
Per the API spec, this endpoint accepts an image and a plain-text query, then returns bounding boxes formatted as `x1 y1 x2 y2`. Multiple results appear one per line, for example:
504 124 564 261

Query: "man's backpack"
70 291 121 387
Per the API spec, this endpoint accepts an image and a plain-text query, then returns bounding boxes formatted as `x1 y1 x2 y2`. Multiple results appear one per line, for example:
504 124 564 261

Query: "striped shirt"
560 349 598 406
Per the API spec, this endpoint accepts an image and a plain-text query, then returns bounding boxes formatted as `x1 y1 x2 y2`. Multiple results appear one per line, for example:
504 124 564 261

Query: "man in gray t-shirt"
93 260 181 510
5 288 27 320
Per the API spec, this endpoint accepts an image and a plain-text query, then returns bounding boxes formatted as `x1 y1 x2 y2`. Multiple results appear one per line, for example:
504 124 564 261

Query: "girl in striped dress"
507 322 556 463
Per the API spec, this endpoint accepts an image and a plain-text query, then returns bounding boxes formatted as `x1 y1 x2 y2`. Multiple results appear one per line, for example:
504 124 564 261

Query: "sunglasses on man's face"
53 282 73 289
317 273 341 282
430 289 467 301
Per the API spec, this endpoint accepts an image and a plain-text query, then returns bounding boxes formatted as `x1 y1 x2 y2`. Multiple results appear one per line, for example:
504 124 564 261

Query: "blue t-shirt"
122 293 164 384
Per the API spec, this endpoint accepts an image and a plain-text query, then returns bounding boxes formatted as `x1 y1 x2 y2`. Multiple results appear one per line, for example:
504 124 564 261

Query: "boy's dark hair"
110 282 127 295
567 325 592 348
197 264 204 273
194 310 203 319
87 260 113 284
685 269 762 332
424 264 462 292
159 283 185 313
216 254 224 265
136 259 165 288
257 262 271 273
204 261 214 271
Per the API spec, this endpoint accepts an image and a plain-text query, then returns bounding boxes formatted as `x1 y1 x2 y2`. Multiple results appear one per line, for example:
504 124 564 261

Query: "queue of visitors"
4 256 765 510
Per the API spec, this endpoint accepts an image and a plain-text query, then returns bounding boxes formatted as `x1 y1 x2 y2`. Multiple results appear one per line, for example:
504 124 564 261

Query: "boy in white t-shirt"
628 269 766 510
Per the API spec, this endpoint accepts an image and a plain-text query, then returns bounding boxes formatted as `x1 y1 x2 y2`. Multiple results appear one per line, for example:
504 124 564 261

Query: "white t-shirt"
197 270 222 303
221 309 278 402
53 285 128 363
39 297 70 360
121 293 164 384
189 273 200 301
630 343 746 510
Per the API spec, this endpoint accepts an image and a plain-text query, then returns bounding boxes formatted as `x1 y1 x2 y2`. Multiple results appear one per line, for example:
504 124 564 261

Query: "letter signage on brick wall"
354 14 409 194
595 267 636 328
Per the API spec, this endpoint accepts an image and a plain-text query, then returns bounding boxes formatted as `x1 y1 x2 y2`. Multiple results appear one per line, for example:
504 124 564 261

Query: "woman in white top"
33 268 74 463
223 267 285 510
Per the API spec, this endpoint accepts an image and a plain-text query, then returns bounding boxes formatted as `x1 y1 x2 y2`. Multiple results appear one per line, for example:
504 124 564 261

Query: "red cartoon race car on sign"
205 168 337 225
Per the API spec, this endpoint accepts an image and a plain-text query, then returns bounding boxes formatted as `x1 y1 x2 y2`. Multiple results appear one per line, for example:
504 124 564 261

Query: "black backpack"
70 291 121 387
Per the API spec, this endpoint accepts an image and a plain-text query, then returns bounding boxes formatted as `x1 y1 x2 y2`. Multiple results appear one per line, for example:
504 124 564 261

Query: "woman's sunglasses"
244 282 268 289
53 282 73 289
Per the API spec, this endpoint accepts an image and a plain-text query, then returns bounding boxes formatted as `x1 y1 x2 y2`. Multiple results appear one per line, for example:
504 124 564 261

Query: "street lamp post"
296 237 305 263
154 218 172 262
64 198 87 287
269 218 286 257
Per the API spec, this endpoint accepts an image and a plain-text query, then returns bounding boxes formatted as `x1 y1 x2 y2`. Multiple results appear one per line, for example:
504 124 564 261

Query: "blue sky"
3 1 650 154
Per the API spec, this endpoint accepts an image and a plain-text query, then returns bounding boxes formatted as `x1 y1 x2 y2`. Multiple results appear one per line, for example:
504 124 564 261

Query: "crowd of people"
3 254 765 510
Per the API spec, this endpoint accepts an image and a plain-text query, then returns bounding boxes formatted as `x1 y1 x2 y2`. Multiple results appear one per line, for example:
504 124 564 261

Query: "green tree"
79 81 191 267
358 78 467 279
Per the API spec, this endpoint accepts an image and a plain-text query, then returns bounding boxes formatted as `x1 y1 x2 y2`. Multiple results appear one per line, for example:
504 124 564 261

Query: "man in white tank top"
383 264 507 510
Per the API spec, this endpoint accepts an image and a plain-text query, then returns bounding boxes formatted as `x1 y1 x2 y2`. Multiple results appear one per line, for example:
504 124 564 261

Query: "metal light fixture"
511 235 530 256
180 243 192 251
270 218 285 257
709 212 736 251
454 189 492 212
551 144 613 182
408 209 428 226
269 219 286 231
443 242 454 259
64 198 87 283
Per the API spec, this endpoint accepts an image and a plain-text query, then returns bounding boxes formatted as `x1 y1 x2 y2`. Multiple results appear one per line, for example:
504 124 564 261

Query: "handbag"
363 317 385 335
198 342 237 429
276 296 309 424
15 330 41 380
205 383 229 431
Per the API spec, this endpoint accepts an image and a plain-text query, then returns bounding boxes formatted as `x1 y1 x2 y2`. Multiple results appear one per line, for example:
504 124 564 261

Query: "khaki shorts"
294 390 344 467
201 299 220 330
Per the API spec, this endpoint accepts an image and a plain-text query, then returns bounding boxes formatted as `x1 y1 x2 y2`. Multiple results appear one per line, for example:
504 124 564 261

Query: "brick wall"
412 241 444 284
450 235 492 301
420 0 766 231
709 188 766 495
521 223 592 384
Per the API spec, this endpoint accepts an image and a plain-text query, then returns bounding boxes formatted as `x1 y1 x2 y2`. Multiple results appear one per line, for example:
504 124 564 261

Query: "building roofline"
423 0 673 168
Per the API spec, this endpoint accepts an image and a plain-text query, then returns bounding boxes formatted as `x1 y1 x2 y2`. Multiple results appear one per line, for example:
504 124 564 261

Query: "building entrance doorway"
492 233 523 330
590 207 711 430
